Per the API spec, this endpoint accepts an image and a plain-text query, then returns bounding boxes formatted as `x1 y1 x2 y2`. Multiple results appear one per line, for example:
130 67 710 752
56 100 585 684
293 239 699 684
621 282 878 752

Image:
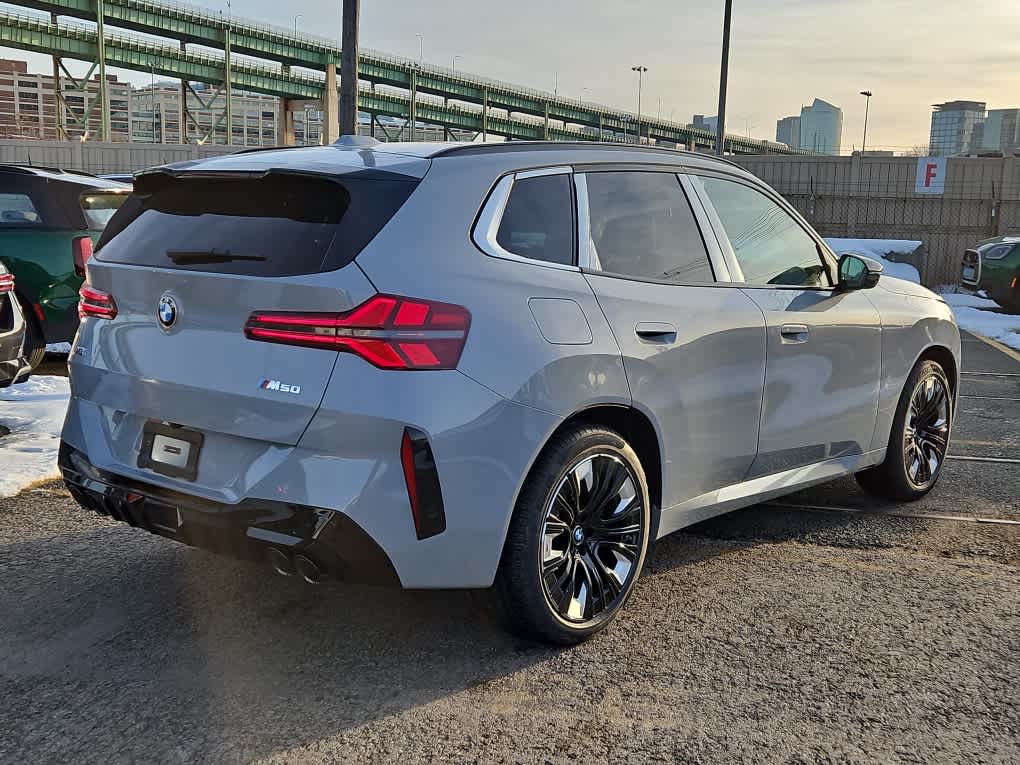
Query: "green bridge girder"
0 10 623 143
2 0 800 154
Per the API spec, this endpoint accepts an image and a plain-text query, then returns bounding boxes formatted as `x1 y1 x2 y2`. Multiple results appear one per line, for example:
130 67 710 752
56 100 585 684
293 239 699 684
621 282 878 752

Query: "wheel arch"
915 344 959 398
516 403 664 531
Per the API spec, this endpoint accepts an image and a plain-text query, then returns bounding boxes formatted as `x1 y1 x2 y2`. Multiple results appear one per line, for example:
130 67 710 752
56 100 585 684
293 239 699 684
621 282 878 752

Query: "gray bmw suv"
60 139 960 643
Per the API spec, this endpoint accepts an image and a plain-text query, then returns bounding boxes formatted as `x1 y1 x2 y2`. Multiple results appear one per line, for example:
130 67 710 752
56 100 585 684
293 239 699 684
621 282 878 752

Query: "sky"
3 0 1020 151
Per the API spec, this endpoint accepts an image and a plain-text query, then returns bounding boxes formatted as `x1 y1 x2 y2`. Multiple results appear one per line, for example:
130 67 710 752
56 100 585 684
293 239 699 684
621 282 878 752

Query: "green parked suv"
960 235 1020 312
0 166 130 367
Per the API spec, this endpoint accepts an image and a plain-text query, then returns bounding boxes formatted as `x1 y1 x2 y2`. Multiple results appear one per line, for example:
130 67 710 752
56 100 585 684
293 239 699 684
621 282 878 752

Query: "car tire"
19 301 46 370
493 424 651 644
856 359 952 502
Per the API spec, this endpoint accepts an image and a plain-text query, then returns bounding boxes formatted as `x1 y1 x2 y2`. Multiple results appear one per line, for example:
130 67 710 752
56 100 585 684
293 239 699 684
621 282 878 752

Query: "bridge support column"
51 43 66 140
482 88 488 141
323 62 339 143
223 24 233 146
94 0 110 141
278 99 296 146
179 42 187 143
543 102 549 140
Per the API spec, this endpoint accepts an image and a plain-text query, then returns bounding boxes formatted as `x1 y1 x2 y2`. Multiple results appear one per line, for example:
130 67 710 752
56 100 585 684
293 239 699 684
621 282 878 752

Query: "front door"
576 169 768 512
692 173 882 477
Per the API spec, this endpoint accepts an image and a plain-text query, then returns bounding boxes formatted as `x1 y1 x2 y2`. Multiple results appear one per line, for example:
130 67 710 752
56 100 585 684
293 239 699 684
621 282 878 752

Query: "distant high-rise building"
798 98 842 155
929 100 986 156
692 114 718 133
776 115 800 148
977 108 1020 154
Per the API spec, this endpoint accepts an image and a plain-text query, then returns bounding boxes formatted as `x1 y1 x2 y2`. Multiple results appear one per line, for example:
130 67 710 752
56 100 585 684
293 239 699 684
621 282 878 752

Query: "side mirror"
837 253 883 291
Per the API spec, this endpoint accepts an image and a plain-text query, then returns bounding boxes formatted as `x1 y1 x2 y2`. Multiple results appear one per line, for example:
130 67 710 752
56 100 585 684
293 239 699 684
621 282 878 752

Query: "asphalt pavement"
1 335 1018 764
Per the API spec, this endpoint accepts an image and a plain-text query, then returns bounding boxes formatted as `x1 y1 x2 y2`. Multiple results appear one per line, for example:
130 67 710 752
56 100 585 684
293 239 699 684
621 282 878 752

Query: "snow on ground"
942 292 1020 351
0 375 70 497
825 238 922 284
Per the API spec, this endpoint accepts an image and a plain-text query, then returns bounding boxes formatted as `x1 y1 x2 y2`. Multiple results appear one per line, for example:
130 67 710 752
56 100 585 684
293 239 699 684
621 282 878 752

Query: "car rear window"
81 191 128 231
95 172 419 276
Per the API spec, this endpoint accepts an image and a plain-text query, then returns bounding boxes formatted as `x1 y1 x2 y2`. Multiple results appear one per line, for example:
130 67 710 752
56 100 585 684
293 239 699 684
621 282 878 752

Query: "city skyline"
3 0 1019 151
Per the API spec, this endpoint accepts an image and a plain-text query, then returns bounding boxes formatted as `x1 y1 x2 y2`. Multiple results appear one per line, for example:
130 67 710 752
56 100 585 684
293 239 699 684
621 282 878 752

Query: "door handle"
780 323 810 343
635 322 678 343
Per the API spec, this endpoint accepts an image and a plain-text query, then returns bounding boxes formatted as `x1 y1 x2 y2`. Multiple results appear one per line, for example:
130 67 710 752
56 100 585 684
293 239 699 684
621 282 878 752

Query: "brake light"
244 294 471 370
72 236 94 278
0 273 13 294
79 284 117 320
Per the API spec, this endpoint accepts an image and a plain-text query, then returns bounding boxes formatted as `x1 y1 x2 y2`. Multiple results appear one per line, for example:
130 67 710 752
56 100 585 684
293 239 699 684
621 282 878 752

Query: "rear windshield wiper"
166 249 267 265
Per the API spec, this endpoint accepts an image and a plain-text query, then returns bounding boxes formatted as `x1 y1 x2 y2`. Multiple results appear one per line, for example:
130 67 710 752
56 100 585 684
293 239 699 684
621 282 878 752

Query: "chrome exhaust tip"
267 547 294 577
293 554 324 584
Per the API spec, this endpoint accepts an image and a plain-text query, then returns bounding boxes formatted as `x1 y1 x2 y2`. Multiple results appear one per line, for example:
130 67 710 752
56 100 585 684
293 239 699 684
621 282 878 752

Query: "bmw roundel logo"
157 294 178 329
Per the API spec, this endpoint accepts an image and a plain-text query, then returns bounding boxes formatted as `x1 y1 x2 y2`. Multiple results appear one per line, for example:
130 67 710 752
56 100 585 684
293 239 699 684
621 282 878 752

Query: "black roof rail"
0 164 103 178
429 140 744 169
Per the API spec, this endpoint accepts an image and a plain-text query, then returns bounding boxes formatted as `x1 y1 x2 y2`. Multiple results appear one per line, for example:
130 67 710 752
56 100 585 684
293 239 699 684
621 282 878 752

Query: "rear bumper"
60 442 401 585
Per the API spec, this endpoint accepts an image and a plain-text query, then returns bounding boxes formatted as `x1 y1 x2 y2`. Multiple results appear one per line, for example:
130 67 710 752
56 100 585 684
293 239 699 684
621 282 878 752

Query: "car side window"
496 173 574 266
699 176 830 288
0 193 42 225
584 171 714 283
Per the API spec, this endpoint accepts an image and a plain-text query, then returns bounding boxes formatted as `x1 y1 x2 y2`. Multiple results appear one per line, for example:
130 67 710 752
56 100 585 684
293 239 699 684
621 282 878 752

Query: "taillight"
72 236 94 278
79 283 117 320
0 273 13 294
244 294 471 370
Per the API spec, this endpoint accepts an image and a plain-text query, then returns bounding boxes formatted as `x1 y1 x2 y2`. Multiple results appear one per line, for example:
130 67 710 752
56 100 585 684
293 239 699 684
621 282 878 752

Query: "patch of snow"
0 375 70 497
942 292 1020 351
825 238 922 284
46 342 72 354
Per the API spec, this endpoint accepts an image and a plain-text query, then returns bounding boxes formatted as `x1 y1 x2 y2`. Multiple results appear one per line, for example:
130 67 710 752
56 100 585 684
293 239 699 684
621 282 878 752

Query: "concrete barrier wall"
733 154 1020 287
0 139 235 175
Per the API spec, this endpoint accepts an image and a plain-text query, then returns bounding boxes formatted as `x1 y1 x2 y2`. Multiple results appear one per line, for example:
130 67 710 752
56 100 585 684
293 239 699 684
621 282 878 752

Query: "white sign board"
915 157 947 195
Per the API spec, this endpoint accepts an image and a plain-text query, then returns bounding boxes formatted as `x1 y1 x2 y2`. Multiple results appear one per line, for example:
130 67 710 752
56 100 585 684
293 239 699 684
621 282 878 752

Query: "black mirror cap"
837 253 883 291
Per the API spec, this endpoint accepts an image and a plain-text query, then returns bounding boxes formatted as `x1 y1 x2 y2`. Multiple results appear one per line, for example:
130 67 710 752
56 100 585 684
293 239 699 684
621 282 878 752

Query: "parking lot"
2 333 1018 764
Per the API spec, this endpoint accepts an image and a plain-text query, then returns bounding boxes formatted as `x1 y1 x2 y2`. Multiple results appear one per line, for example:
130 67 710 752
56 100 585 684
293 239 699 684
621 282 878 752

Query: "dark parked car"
0 166 130 367
0 259 30 388
960 235 1020 312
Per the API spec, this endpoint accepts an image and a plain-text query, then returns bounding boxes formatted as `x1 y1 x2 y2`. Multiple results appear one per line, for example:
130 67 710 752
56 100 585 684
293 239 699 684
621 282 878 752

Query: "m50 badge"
260 379 302 395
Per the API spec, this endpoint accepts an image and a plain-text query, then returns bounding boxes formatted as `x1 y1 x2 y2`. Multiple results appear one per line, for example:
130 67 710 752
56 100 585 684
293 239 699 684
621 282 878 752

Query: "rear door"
690 172 881 477
74 169 418 462
577 169 767 516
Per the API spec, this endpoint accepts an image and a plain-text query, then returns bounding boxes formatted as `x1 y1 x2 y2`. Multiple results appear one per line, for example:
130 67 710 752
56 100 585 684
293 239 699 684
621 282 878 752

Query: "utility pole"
339 0 359 136
715 0 732 156
631 65 647 144
860 90 873 154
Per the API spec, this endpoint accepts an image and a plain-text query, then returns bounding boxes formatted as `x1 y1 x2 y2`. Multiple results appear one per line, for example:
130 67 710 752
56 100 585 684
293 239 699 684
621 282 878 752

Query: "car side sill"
656 448 887 538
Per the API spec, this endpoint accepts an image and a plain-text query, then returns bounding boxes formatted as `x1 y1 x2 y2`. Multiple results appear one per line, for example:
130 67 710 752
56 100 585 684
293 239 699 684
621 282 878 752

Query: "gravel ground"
1 336 1018 764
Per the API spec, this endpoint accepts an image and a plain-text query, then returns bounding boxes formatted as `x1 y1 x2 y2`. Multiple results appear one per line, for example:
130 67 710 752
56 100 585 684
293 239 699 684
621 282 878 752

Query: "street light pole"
416 33 424 68
631 65 647 144
715 0 732 156
452 55 461 74
860 90 873 154
293 13 302 35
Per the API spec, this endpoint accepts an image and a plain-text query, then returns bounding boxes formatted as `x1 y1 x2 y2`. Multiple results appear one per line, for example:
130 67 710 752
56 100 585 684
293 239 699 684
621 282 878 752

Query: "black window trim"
574 169 725 287
686 169 839 291
471 165 579 271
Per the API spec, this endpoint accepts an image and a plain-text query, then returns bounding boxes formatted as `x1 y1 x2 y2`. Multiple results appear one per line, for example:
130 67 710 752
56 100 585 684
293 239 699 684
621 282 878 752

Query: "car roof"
0 165 130 189
161 138 749 181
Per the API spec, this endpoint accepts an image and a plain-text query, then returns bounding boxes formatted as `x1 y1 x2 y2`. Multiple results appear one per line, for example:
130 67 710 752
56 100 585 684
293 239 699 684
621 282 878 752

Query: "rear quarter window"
81 192 128 231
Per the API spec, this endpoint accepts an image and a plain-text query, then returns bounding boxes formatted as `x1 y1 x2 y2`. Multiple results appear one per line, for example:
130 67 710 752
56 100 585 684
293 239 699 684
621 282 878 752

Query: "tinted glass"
701 177 830 287
496 174 574 265
96 173 418 276
81 191 128 230
0 193 41 225
585 172 713 283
